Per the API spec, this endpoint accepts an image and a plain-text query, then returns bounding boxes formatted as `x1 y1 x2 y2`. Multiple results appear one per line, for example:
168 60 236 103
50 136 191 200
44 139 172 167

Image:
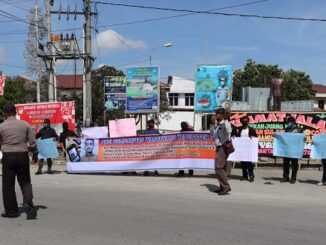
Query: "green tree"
233 59 281 100
282 69 315 100
0 76 36 121
232 59 315 101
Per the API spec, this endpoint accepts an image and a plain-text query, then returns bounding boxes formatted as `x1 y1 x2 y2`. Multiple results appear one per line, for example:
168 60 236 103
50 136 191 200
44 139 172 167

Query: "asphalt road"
0 166 325 245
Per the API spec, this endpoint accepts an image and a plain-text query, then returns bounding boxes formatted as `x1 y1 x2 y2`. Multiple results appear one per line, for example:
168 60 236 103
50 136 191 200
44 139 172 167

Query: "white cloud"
96 29 147 51
218 46 260 52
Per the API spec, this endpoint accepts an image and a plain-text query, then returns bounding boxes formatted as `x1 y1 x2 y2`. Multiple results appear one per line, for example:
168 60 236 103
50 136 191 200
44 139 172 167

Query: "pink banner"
108 118 137 138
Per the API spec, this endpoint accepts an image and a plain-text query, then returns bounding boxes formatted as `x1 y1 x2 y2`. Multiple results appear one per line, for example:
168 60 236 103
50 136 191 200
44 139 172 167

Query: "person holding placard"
143 119 159 176
35 119 59 175
317 159 326 186
234 116 258 182
281 116 302 184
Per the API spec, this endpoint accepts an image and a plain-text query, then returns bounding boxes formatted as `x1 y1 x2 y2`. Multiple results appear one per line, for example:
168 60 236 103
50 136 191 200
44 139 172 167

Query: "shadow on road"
17 205 47 220
262 177 283 182
298 179 319 185
200 184 220 193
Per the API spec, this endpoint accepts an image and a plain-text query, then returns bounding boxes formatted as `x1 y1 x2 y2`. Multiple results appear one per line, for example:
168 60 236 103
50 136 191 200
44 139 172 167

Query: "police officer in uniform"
0 104 37 219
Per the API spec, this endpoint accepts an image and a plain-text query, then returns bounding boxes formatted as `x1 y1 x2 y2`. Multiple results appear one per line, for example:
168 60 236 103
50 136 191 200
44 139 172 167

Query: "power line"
0 0 29 12
97 0 269 28
0 63 26 69
94 1 326 22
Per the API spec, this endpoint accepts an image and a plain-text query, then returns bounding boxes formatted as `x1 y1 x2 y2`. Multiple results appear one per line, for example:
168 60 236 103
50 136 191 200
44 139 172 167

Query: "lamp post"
149 42 173 65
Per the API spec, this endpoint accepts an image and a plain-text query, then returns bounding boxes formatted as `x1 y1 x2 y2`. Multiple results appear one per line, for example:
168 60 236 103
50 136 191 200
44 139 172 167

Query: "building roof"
312 84 326 93
169 76 195 93
56 74 83 90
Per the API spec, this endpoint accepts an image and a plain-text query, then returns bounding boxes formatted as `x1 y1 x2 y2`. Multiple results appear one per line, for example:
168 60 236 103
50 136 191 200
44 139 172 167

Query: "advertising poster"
15 101 75 134
66 133 215 173
126 66 159 114
195 65 232 112
104 76 126 111
229 112 326 158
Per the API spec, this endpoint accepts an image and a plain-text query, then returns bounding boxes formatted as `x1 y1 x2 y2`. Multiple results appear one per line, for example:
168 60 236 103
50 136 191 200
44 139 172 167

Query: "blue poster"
195 65 232 112
104 76 126 111
273 133 305 158
126 66 159 114
310 134 326 159
36 138 59 159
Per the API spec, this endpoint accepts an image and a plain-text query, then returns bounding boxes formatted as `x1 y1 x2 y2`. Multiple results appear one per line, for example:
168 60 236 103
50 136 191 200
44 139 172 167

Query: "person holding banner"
175 122 194 177
0 104 37 219
317 159 326 186
211 108 232 195
35 119 59 175
235 116 258 182
143 119 159 176
59 122 77 158
282 116 302 184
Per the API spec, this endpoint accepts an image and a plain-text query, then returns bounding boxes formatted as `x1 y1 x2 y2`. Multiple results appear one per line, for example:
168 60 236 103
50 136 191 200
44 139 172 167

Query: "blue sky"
1 0 326 84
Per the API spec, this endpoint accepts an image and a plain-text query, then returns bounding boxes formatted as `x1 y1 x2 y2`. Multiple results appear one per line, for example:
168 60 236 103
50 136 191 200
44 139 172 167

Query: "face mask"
43 123 49 128
287 122 292 128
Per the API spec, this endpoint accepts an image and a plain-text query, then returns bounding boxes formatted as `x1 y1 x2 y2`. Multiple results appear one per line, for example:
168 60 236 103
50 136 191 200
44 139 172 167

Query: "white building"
160 76 203 131
312 84 326 110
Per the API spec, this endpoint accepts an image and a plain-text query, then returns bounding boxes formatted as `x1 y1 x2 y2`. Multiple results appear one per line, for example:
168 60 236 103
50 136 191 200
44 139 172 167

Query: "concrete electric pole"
83 0 94 127
34 1 41 102
45 0 55 102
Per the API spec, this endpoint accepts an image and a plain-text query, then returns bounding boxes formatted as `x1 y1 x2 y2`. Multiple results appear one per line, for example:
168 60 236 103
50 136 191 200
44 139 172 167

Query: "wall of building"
314 92 326 110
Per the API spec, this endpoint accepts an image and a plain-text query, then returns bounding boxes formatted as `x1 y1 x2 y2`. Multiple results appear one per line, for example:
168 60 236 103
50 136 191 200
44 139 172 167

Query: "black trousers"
322 159 326 182
38 158 53 172
2 152 34 213
241 161 254 178
283 157 299 181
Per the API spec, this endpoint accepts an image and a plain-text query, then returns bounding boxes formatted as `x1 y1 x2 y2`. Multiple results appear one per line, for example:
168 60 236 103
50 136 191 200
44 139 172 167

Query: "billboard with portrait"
195 65 232 112
126 66 159 114
104 76 126 111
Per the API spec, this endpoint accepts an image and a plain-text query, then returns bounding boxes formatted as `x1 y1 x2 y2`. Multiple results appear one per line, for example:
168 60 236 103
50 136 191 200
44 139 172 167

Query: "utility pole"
35 1 41 102
83 0 93 127
45 0 55 102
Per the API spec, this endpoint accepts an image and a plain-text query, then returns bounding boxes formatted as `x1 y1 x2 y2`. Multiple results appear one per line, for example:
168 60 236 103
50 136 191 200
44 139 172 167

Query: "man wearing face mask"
234 116 258 182
35 119 59 175
281 116 302 184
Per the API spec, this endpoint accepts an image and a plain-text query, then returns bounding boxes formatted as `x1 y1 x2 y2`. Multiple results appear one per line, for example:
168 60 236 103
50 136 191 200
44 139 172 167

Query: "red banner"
0 76 6 95
15 101 75 133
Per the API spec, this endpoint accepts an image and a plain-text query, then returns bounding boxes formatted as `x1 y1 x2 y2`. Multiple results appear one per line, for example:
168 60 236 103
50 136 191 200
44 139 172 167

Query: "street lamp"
149 42 173 65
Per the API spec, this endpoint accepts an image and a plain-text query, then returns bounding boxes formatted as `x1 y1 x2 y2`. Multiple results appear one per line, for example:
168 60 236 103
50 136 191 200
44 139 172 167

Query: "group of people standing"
0 104 76 219
0 103 325 219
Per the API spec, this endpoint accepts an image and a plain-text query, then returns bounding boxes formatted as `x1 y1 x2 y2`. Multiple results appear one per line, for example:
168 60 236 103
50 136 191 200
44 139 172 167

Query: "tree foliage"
232 59 315 101
0 76 36 121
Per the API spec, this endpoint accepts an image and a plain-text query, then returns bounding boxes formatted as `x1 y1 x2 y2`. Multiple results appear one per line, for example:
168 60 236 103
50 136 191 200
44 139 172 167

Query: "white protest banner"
66 133 215 173
228 137 259 162
82 126 108 139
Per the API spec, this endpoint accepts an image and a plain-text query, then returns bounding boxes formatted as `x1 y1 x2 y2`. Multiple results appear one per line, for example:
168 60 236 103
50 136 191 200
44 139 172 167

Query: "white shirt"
241 128 249 137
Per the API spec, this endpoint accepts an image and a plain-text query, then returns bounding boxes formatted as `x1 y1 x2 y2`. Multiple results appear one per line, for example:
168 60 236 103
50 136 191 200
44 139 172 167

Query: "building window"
185 93 194 106
169 93 178 106
318 100 325 109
